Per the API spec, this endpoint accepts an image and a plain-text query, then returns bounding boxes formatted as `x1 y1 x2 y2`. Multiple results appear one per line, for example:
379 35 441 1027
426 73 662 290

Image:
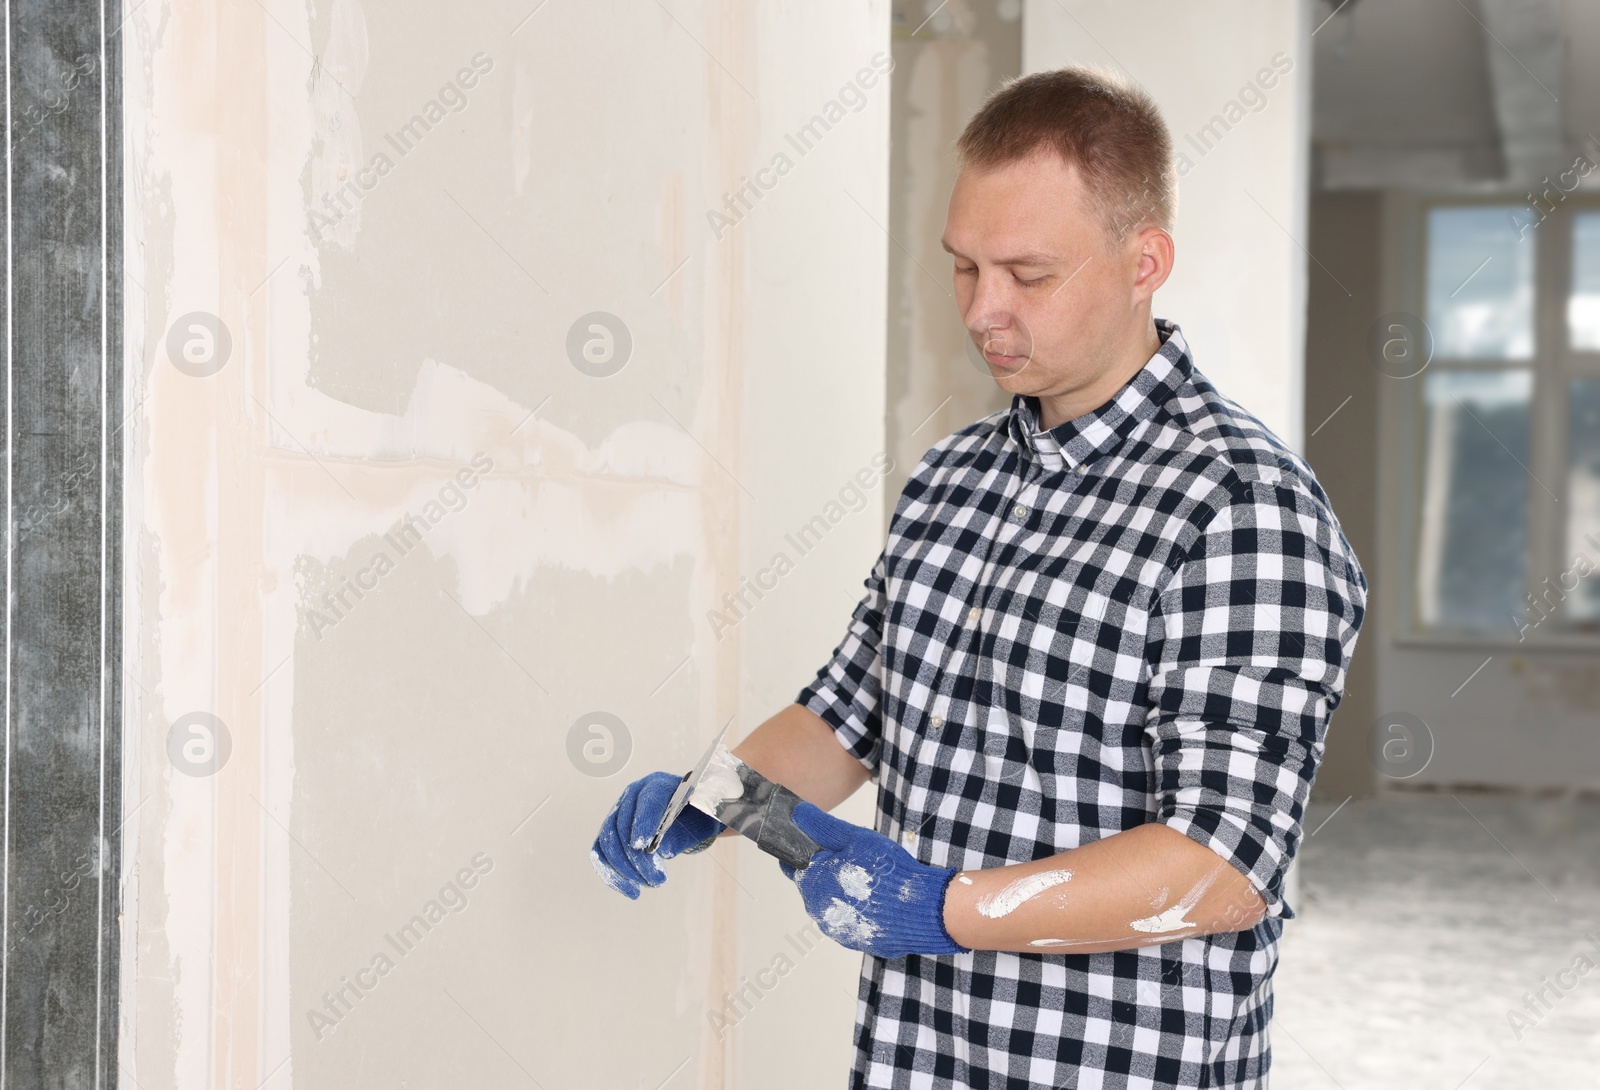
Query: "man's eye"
1015 273 1048 287
955 265 977 275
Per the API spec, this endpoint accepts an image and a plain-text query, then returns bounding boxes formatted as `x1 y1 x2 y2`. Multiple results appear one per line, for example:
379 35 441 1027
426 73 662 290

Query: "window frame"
1399 192 1600 650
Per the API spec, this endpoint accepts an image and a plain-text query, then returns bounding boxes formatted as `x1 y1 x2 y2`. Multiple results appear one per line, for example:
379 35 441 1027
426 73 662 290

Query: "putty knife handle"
758 784 823 872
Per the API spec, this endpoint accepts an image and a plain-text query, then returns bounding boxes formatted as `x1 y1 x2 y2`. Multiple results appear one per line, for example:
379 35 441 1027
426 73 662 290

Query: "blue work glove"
779 801 969 959
591 771 726 899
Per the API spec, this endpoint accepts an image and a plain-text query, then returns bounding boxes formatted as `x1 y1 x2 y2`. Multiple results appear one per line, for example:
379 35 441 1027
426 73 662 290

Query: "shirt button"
1011 503 1027 519
901 829 920 850
967 606 981 623
930 715 944 729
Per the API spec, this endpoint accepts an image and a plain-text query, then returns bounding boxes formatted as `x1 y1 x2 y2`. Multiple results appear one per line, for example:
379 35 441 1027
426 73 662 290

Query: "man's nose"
964 271 1016 336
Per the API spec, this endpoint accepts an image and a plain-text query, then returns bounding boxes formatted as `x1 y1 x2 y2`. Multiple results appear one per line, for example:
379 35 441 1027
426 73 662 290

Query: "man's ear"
1131 225 1174 301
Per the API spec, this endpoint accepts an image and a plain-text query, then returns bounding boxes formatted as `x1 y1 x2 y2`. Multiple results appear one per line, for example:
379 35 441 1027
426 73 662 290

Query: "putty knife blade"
686 744 822 872
644 716 732 856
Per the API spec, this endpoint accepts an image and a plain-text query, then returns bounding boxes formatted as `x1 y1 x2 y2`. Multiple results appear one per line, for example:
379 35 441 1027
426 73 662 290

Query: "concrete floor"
1272 788 1600 1087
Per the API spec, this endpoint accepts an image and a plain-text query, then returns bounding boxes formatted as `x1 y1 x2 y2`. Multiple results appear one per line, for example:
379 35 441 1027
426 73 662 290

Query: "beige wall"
121 3 889 1088
1025 3 1379 798
1304 192 1382 800
883 0 1020 514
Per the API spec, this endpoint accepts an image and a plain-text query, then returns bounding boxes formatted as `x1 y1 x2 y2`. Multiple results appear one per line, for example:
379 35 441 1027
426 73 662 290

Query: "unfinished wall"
121 3 890 1088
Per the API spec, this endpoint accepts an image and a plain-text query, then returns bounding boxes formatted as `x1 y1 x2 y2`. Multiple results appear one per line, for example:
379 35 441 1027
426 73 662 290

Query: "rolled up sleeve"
795 549 889 776
1144 479 1367 919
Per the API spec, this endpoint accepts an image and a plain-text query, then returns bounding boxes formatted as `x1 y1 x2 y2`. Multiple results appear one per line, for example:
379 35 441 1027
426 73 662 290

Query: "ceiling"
1311 0 1600 191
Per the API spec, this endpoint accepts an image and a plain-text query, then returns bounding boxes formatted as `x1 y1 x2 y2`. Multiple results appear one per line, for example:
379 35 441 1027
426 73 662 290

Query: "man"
592 65 1366 1090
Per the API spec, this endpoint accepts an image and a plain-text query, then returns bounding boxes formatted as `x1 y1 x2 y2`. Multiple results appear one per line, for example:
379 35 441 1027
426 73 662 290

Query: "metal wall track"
1 1 123 1086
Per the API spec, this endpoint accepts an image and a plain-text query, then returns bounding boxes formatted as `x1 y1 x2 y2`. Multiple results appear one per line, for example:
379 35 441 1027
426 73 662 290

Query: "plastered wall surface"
1024 0 1313 451
121 2 890 1088
726 7 894 1086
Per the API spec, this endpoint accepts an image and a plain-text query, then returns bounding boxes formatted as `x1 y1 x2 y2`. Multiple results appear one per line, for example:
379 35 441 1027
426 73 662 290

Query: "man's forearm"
712 703 872 838
941 824 1267 953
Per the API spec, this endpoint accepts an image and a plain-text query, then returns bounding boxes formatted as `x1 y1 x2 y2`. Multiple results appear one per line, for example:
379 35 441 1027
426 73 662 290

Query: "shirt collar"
1006 318 1192 472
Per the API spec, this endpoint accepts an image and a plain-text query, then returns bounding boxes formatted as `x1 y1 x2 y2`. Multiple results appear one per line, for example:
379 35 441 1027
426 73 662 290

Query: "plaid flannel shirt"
796 319 1367 1090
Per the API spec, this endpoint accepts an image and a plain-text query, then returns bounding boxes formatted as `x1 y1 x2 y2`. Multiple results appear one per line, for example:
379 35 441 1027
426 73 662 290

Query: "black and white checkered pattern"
796 320 1367 1090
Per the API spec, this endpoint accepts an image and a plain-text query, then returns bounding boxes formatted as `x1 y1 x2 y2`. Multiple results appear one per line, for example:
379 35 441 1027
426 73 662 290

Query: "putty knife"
644 717 823 872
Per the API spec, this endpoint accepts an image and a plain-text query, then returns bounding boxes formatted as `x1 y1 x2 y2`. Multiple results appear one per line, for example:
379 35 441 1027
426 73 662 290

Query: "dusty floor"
1272 788 1600 1087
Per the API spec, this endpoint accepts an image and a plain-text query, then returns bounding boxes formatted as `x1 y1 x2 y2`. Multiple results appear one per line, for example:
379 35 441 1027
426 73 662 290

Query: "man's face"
942 149 1146 402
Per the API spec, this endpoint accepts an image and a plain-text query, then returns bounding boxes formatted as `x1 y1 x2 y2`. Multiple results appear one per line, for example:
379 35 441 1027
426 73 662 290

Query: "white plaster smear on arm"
1129 905 1197 935
1129 866 1223 934
976 868 1073 919
1029 930 1200 948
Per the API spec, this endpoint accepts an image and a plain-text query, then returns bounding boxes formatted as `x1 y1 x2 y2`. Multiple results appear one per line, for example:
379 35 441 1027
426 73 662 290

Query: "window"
1569 213 1600 352
1566 376 1600 623
1425 206 1534 359
1412 200 1600 640
1415 369 1531 628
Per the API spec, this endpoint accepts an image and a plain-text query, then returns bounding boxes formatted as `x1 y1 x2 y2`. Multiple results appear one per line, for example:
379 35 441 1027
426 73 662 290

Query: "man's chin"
988 358 1042 392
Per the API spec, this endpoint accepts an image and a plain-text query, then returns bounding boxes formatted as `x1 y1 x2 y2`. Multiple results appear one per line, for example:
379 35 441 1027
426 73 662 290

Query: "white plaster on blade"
976 869 1073 919
689 747 745 816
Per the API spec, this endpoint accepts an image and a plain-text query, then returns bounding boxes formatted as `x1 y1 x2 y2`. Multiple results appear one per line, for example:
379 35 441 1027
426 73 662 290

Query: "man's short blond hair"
955 65 1177 249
